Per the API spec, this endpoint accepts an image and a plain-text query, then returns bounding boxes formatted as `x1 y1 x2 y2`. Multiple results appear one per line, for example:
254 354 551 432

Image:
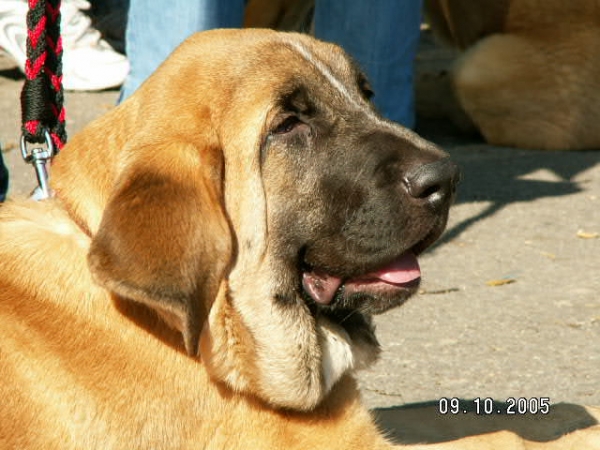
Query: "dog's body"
0 203 384 449
0 29 598 449
425 0 600 150
0 210 387 449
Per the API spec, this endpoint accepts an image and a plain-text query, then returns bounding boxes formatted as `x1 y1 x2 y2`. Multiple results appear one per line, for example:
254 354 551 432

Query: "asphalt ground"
1 33 598 416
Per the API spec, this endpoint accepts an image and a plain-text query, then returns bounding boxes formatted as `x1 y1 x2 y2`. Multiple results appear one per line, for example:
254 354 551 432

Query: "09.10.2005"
438 397 551 415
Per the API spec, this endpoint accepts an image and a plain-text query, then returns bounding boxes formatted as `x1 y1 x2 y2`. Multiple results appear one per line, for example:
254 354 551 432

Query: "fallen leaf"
1 141 17 152
486 278 516 287
577 230 599 239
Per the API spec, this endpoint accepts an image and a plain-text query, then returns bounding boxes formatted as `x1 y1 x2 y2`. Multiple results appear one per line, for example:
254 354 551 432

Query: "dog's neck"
51 101 138 235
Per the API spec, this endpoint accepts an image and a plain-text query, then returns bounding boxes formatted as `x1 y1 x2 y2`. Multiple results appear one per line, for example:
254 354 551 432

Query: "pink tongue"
302 252 420 305
365 251 421 284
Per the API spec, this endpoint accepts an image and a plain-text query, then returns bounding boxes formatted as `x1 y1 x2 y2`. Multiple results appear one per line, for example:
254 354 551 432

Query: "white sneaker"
0 0 129 91
0 0 28 69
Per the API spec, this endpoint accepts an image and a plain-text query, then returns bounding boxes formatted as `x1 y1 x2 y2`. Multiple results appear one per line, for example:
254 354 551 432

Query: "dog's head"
66 30 458 410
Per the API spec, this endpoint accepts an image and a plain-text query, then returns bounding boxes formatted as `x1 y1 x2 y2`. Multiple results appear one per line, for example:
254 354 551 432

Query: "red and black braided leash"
20 0 66 198
21 0 66 148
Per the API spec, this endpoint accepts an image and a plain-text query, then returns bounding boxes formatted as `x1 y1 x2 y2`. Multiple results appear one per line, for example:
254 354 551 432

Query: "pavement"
1 33 598 415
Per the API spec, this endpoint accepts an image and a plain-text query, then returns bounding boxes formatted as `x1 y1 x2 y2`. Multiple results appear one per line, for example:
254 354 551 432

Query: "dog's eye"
361 85 374 100
358 75 374 100
272 115 302 135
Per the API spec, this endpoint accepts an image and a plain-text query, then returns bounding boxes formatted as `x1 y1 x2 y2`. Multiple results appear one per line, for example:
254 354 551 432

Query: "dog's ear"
88 143 232 356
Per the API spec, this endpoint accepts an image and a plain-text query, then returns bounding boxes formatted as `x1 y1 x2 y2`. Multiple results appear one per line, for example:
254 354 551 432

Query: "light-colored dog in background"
425 0 600 150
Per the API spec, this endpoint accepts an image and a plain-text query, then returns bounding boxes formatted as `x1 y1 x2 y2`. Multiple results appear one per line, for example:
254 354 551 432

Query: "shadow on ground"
373 400 599 445
417 118 599 246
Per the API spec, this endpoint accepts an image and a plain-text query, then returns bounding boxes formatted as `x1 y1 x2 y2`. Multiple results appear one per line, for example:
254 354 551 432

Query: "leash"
20 0 67 200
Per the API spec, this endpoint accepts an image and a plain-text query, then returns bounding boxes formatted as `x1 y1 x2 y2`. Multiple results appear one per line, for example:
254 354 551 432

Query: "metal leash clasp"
20 129 55 200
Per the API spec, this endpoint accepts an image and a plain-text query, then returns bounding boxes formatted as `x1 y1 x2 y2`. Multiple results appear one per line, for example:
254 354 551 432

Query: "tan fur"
1 29 599 449
0 203 387 448
425 0 600 150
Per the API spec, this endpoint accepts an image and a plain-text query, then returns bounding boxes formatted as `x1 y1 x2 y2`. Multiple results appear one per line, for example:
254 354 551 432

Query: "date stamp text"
438 397 551 415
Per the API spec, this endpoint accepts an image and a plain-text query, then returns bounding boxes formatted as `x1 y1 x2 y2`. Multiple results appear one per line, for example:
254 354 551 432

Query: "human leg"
313 0 422 128
121 0 244 101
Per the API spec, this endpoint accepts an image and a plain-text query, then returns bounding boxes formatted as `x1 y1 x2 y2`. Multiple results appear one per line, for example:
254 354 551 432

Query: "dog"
424 0 600 150
0 27 457 448
1 29 598 449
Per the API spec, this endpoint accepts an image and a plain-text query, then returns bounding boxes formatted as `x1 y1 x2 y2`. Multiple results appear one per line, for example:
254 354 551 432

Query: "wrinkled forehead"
271 34 367 103
281 34 360 78
160 29 368 110
214 31 385 157
219 33 367 112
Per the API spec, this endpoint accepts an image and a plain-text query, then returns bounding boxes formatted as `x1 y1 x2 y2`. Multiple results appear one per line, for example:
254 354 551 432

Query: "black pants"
0 148 8 202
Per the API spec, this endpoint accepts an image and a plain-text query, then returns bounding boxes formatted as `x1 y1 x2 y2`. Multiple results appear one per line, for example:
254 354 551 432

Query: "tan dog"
425 0 600 150
0 29 598 449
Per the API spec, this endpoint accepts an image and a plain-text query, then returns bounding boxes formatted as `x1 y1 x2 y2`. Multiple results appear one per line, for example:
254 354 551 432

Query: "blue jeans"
121 0 421 128
120 0 245 102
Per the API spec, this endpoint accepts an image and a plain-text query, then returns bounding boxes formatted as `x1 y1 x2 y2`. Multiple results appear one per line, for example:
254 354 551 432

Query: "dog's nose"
402 158 460 210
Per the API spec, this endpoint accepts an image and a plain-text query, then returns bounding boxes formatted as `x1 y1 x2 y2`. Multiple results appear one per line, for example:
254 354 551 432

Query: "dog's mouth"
298 223 444 317
301 250 421 310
